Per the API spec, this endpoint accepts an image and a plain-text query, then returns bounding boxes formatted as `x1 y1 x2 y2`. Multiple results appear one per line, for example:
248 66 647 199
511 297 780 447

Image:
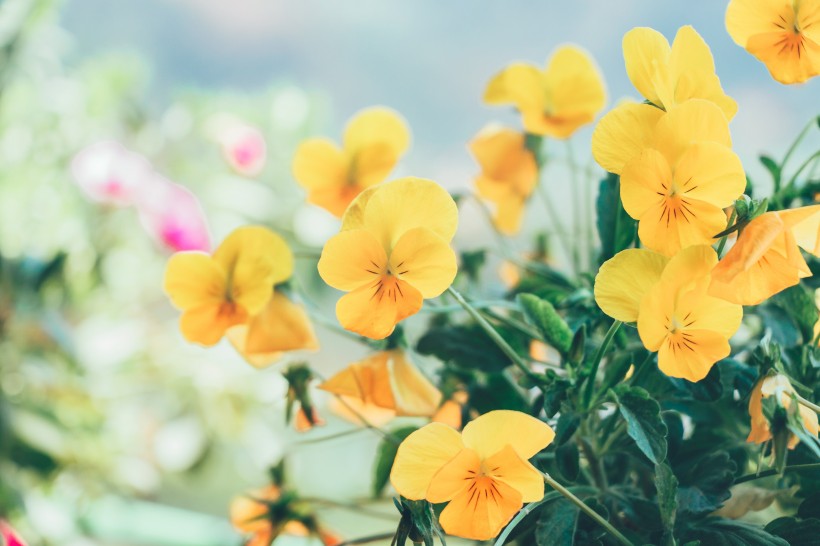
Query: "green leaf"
372 426 418 497
518 293 573 355
772 284 819 343
556 443 580 483
554 411 581 446
613 386 668 464
676 451 737 515
596 173 636 263
542 372 573 419
469 373 529 413
759 155 781 186
765 516 820 546
535 497 610 546
680 517 788 546
417 323 526 373
655 463 678 546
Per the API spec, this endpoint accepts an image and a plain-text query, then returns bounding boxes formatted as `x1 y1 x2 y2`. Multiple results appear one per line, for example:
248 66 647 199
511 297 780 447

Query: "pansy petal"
340 185 380 231
547 45 606 118
591 102 664 175
462 410 554 460
389 350 442 416
594 249 669 323
318 229 388 291
389 227 457 298
669 26 716 80
426 448 481 503
637 198 727 256
485 444 545 502
351 142 401 189
292 138 348 191
675 142 746 207
437 477 523 541
653 100 732 165
656 329 730 382
164 252 226 310
390 422 464 500
746 30 820 85
747 379 770 443
180 303 247 346
483 63 545 114
779 205 820 256
343 106 410 156
623 27 671 105
726 0 790 46
335 277 423 339
679 291 743 340
363 177 459 249
620 148 671 219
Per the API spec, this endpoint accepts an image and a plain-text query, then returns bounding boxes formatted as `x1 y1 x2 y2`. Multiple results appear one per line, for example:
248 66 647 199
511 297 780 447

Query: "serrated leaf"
372 426 418 497
655 463 678 546
536 498 579 546
676 451 737 515
518 293 573 355
596 173 636 263
613 386 668 464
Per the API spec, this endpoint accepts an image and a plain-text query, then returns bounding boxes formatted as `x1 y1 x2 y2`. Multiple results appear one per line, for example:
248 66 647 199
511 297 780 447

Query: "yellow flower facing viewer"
319 349 442 417
748 373 819 449
484 45 606 138
469 125 538 235
390 410 555 540
710 205 820 305
726 0 820 84
595 246 743 382
594 99 745 256
293 107 410 217
623 26 737 119
164 226 293 346
318 177 458 339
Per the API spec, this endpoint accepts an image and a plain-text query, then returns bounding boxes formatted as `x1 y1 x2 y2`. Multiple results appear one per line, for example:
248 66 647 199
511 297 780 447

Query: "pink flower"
136 177 211 252
220 123 266 177
70 141 153 206
0 521 28 546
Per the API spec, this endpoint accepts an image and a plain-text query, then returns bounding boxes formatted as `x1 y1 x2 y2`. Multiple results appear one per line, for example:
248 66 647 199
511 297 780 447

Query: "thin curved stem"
582 321 623 409
734 463 820 485
542 472 635 546
785 150 820 189
716 208 737 258
781 117 818 172
797 393 820 414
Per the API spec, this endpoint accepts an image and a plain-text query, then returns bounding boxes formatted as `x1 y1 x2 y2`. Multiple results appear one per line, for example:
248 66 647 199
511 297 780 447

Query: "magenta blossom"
220 123 266 177
136 177 211 253
0 521 27 546
70 141 153 206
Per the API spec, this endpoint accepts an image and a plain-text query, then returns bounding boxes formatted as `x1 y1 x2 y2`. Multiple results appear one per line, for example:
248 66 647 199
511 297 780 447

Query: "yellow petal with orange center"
746 30 820 84
620 148 672 219
343 107 410 157
461 410 554 460
594 248 669 323
591 102 664 175
655 329 731 382
437 475 523 541
623 27 671 106
483 444 545 502
726 0 791 45
335 276 423 339
164 252 226 310
318 229 387 291
426 447 481 503
390 422 464 500
637 195 727 256
388 227 457 298
180 302 248 346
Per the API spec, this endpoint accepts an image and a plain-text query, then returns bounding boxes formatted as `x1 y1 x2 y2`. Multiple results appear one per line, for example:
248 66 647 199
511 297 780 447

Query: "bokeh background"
0 0 817 545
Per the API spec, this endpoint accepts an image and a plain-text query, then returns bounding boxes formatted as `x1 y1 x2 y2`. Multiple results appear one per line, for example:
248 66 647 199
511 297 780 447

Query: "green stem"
447 286 541 383
734 463 820 485
566 140 582 274
582 321 623 409
716 208 737 258
493 492 560 546
536 181 576 275
781 116 818 173
542 472 635 546
796 393 820 414
784 150 820 190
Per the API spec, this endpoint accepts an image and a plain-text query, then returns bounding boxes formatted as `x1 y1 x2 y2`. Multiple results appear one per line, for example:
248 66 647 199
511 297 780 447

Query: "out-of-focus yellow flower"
226 292 319 368
432 391 469 430
294 406 325 433
327 395 397 428
318 178 458 339
594 100 744 256
623 26 737 119
230 487 322 546
292 107 410 217
726 0 820 84
748 373 819 449
484 46 606 138
596 246 743 382
710 205 820 305
164 226 293 346
319 349 442 417
391 410 554 540
469 125 538 235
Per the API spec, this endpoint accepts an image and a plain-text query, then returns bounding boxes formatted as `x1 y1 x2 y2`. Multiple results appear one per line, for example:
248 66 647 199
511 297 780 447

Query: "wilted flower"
70 140 153 206
293 106 410 217
747 373 819 449
710 205 820 305
391 410 554 540
484 45 606 138
726 0 820 84
318 177 458 339
137 177 211 252
220 122 267 177
469 125 538 235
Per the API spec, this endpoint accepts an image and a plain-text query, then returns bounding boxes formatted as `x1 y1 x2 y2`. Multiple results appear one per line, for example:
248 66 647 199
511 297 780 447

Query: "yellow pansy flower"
594 99 745 256
747 373 819 449
623 26 737 119
318 177 458 339
596 246 743 382
484 45 606 138
469 125 538 235
390 410 554 541
319 349 442 417
726 0 820 84
164 226 293 346
292 107 410 217
710 205 820 305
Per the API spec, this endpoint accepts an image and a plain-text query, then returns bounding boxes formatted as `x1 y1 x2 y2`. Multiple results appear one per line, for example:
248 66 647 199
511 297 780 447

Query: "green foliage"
417 322 526 373
612 385 668 464
655 463 678 546
373 426 418 498
535 497 610 546
392 498 446 546
595 173 636 263
518 293 573 355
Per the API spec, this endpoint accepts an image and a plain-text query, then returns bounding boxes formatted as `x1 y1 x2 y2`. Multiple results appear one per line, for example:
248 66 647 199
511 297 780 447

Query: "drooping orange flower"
318 177 458 339
319 349 442 418
164 226 293 346
726 0 820 84
469 125 538 235
391 410 554 540
292 107 410 217
484 45 606 138
710 205 820 305
747 373 820 449
294 406 326 433
623 26 737 119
